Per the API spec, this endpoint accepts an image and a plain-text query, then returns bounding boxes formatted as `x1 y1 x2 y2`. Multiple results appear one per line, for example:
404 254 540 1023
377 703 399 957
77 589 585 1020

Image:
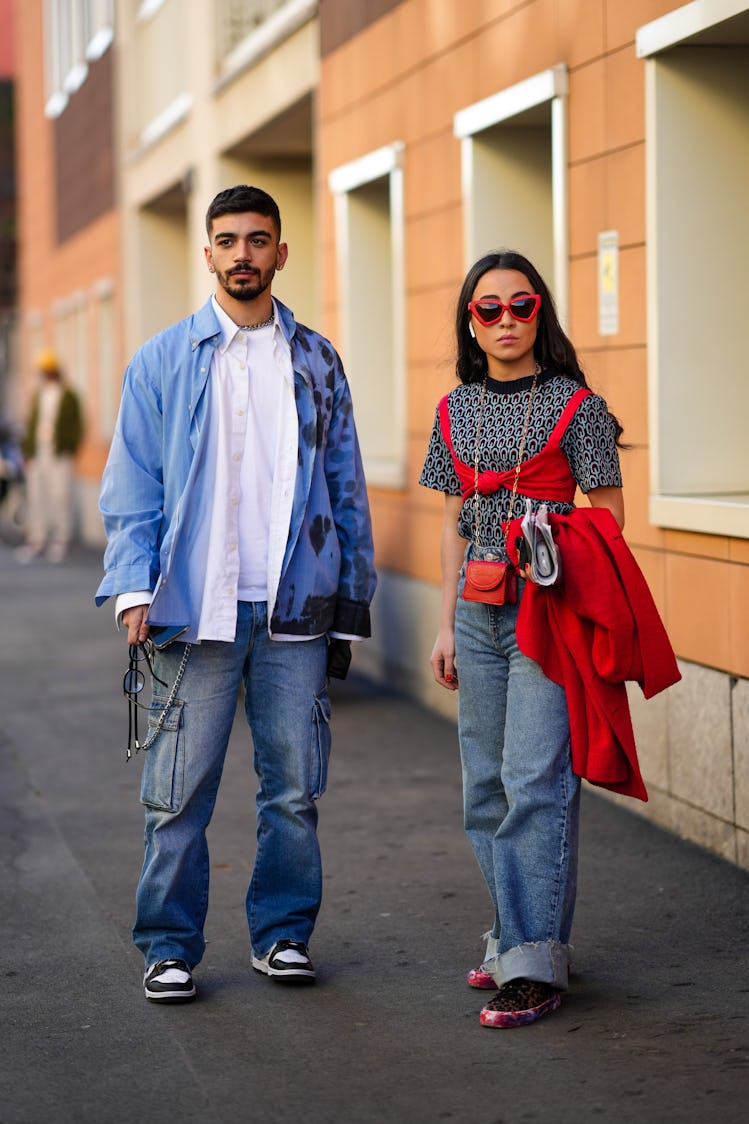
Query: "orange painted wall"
0 0 13 76
14 2 122 483
318 0 749 680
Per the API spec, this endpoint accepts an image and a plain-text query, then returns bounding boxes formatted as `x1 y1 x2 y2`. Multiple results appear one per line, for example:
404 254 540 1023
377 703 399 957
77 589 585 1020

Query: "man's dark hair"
205 185 282 239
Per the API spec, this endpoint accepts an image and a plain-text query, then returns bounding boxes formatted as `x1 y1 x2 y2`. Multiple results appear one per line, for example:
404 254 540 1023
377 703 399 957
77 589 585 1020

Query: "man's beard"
217 264 274 303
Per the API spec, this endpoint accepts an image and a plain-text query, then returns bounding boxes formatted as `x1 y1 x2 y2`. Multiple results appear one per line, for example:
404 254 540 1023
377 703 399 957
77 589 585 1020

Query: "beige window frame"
328 143 407 490
91 278 117 441
638 0 749 538
215 0 317 87
133 0 191 151
453 65 569 326
43 0 114 118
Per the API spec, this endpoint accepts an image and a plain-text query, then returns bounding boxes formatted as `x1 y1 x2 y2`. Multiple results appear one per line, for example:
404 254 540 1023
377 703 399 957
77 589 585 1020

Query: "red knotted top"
438 386 591 503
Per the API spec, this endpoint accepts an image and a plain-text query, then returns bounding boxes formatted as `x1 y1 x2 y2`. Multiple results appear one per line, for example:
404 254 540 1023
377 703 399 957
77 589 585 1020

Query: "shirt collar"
211 294 279 354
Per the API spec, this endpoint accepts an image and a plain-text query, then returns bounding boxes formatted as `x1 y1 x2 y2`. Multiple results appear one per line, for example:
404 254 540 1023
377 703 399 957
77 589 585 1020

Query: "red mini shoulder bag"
461 369 539 607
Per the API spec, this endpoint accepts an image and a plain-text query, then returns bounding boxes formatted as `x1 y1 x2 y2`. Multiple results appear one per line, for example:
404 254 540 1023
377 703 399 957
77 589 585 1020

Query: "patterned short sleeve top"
419 369 622 559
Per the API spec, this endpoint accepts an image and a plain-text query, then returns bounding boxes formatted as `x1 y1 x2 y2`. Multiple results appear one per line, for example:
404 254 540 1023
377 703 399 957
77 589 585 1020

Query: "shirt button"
232 453 240 462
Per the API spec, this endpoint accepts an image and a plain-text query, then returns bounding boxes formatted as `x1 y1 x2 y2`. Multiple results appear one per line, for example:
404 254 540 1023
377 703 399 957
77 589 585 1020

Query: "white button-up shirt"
117 296 300 642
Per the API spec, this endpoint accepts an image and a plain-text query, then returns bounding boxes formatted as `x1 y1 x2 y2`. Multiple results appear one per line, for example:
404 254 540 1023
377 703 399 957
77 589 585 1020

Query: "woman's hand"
431 628 459 690
430 496 465 691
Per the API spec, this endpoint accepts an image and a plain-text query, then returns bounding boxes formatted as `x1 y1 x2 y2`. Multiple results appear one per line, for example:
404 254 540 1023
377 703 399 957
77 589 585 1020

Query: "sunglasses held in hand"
123 640 191 760
124 643 166 760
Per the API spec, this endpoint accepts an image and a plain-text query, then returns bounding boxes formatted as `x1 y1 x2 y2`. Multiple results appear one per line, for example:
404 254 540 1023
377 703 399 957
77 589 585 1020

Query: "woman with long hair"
420 250 625 1028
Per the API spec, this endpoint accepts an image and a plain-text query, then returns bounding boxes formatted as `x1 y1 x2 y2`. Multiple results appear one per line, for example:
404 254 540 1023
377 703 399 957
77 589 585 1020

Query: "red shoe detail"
479 979 561 1028
466 967 496 989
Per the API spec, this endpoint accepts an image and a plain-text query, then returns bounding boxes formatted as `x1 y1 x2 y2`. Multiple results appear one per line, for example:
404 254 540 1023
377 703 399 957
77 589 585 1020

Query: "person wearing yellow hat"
16 349 83 563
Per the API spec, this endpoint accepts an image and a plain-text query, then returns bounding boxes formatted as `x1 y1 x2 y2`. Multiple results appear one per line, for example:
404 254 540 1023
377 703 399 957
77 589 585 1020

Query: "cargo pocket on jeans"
140 695 186 813
310 692 332 800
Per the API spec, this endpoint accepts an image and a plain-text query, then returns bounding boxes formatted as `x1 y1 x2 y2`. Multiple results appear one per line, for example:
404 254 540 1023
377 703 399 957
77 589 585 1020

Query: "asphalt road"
1 543 748 1124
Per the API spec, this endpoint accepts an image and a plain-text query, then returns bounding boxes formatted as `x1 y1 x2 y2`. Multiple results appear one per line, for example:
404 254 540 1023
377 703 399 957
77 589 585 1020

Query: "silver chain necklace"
240 310 275 331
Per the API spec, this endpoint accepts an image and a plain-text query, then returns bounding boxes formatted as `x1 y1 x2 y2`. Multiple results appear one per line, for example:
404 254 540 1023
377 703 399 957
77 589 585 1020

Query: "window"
454 65 569 325
91 279 116 440
215 0 316 83
329 143 406 489
133 0 190 150
44 0 114 118
50 291 87 404
73 293 88 401
136 191 191 343
86 0 115 59
216 0 293 57
637 1 749 537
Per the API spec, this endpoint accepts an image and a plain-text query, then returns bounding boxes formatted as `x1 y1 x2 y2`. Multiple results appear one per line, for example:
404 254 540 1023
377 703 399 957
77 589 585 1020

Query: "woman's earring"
469 323 476 339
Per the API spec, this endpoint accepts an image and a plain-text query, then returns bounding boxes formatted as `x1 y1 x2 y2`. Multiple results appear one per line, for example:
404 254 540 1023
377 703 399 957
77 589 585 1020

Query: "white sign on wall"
598 230 619 336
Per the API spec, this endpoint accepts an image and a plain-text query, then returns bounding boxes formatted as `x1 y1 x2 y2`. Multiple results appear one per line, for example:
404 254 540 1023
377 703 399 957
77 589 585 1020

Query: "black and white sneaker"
143 958 196 1003
252 939 316 983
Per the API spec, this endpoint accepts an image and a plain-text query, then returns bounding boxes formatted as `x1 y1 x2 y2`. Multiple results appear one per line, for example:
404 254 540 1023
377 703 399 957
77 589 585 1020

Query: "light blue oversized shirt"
96 298 376 642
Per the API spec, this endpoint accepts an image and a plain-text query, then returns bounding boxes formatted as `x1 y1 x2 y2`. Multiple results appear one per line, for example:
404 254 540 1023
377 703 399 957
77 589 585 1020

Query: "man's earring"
469 322 476 339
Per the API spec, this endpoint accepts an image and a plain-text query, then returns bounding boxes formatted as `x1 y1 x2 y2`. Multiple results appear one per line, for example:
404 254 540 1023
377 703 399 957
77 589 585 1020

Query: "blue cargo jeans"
132 601 330 970
454 575 580 990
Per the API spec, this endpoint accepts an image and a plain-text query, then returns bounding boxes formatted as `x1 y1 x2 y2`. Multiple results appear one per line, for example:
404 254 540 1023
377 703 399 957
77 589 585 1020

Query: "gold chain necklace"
472 364 540 555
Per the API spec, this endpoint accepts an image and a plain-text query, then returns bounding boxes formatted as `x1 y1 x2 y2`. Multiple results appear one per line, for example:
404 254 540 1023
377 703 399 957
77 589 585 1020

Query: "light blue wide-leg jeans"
454 577 580 990
132 601 330 969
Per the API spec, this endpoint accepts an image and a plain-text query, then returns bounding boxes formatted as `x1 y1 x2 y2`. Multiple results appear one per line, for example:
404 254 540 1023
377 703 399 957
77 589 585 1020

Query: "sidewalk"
1 542 748 1124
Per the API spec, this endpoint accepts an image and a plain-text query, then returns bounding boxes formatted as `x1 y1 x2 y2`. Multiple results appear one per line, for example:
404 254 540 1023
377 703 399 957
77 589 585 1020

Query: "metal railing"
215 0 290 59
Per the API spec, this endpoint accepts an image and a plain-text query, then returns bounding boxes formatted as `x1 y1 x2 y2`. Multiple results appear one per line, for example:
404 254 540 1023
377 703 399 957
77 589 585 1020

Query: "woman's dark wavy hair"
455 249 624 445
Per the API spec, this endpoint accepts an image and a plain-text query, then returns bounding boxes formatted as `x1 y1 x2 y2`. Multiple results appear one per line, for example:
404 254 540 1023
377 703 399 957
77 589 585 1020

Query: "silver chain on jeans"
133 641 192 756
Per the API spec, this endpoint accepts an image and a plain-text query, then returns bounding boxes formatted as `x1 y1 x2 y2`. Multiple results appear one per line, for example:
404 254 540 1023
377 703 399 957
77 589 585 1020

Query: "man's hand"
327 638 352 680
122 604 151 646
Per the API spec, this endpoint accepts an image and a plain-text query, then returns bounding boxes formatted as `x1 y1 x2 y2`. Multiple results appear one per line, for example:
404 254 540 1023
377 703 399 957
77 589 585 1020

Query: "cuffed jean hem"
480 932 500 973
487 940 570 990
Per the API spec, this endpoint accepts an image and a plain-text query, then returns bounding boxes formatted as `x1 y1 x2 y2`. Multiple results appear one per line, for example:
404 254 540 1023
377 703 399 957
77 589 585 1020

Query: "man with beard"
97 185 376 1003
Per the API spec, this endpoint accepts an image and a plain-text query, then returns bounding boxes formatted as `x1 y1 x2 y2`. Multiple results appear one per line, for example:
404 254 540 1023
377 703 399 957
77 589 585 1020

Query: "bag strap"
473 369 538 553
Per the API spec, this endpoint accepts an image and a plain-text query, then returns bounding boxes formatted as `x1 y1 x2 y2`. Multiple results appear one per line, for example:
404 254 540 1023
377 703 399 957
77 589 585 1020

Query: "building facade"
12 0 749 868
114 0 319 363
318 0 749 868
0 0 17 419
13 0 120 541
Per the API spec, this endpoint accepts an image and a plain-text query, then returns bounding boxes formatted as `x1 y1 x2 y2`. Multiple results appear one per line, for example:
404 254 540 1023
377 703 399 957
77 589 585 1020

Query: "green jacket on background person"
22 382 83 459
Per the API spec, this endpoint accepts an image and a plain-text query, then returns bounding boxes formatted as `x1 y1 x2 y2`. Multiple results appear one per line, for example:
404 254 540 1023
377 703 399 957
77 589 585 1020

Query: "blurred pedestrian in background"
0 414 25 539
16 348 83 563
